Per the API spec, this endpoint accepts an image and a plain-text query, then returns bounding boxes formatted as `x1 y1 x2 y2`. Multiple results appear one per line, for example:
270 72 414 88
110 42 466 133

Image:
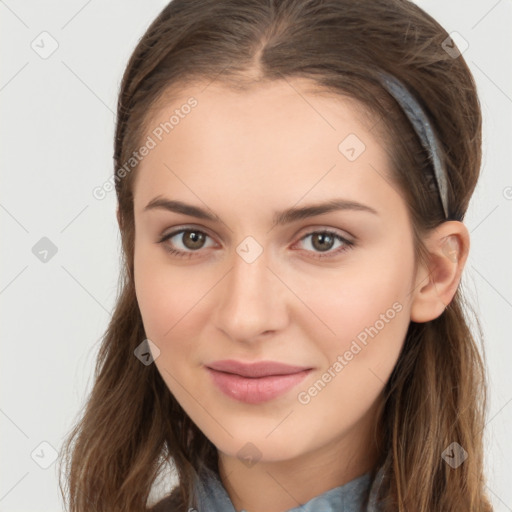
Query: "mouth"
205 359 313 404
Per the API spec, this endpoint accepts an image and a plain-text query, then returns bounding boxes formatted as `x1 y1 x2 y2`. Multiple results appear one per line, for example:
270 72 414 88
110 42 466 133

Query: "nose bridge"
214 243 287 341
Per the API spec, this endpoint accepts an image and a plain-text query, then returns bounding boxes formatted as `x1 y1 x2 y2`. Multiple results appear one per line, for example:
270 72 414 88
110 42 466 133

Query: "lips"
206 359 311 377
205 359 312 404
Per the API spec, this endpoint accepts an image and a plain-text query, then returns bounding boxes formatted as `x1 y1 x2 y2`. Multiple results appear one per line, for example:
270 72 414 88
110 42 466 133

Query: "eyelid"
293 224 355 243
160 224 218 241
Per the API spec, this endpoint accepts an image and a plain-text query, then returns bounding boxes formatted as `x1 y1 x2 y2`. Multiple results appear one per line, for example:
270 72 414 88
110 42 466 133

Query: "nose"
212 247 289 344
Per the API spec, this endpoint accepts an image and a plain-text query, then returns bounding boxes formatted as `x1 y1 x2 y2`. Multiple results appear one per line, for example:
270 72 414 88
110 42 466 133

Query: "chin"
203 421 312 464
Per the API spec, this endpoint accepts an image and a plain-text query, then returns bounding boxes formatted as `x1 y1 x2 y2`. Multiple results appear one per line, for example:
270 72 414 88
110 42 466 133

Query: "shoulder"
148 487 185 512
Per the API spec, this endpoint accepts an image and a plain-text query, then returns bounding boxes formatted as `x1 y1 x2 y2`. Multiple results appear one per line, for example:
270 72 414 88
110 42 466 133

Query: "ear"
410 221 470 323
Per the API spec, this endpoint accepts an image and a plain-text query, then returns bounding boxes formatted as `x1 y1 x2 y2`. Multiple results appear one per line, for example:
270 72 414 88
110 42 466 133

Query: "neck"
217 405 380 512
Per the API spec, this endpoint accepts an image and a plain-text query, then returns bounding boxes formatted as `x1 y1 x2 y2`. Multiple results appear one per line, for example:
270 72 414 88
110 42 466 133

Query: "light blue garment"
192 464 385 511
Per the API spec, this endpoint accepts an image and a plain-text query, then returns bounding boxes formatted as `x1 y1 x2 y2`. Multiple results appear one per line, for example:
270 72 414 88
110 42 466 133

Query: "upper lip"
206 359 312 378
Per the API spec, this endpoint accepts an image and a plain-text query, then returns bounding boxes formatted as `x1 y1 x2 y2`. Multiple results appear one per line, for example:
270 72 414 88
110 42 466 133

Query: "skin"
128 78 469 512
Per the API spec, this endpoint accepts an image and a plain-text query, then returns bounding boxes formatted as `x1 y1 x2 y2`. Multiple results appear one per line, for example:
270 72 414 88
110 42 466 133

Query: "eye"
157 228 215 259
293 230 354 259
157 227 355 260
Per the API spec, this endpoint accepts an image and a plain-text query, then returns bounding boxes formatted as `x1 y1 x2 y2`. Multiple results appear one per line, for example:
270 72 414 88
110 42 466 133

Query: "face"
132 78 417 467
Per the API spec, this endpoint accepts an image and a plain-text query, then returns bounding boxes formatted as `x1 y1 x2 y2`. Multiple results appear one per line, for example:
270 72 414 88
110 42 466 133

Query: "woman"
59 0 493 510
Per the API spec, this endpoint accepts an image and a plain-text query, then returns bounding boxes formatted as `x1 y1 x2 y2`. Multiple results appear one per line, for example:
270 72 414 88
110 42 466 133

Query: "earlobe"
410 221 470 323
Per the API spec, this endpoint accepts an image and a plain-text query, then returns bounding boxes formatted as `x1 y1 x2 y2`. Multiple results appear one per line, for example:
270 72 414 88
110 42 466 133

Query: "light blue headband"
377 71 450 219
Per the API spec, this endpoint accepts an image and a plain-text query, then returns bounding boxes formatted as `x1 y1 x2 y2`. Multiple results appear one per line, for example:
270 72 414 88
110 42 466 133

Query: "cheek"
296 258 411 344
293 267 409 428
133 247 216 356
289 253 413 408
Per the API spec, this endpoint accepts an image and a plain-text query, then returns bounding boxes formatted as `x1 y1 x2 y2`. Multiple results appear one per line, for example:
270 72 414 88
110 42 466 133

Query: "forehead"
132 78 401 222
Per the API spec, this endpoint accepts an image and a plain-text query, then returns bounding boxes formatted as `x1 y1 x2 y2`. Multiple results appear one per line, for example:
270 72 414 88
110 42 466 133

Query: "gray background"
1 1 511 510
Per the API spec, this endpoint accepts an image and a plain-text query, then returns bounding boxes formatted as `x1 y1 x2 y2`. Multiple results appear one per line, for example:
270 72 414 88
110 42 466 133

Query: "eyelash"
157 228 355 260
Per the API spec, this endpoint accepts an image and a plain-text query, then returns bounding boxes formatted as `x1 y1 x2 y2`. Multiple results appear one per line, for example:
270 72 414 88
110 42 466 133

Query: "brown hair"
58 0 493 510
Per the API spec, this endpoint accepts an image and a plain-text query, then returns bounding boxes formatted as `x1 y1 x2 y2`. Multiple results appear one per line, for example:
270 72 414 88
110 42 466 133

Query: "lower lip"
206 367 311 404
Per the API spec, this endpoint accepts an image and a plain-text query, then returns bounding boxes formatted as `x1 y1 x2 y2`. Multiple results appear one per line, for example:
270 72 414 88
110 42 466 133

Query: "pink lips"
205 359 312 404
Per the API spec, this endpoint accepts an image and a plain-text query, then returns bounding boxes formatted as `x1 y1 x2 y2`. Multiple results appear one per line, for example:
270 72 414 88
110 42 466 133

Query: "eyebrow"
143 196 378 226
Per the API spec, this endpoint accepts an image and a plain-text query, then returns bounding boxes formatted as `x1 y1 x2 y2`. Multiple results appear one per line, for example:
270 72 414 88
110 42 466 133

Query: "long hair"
58 0 493 510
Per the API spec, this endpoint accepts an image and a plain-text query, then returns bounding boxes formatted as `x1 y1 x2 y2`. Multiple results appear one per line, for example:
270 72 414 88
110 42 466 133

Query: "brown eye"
158 228 215 258
310 232 336 252
295 230 354 260
181 231 206 250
